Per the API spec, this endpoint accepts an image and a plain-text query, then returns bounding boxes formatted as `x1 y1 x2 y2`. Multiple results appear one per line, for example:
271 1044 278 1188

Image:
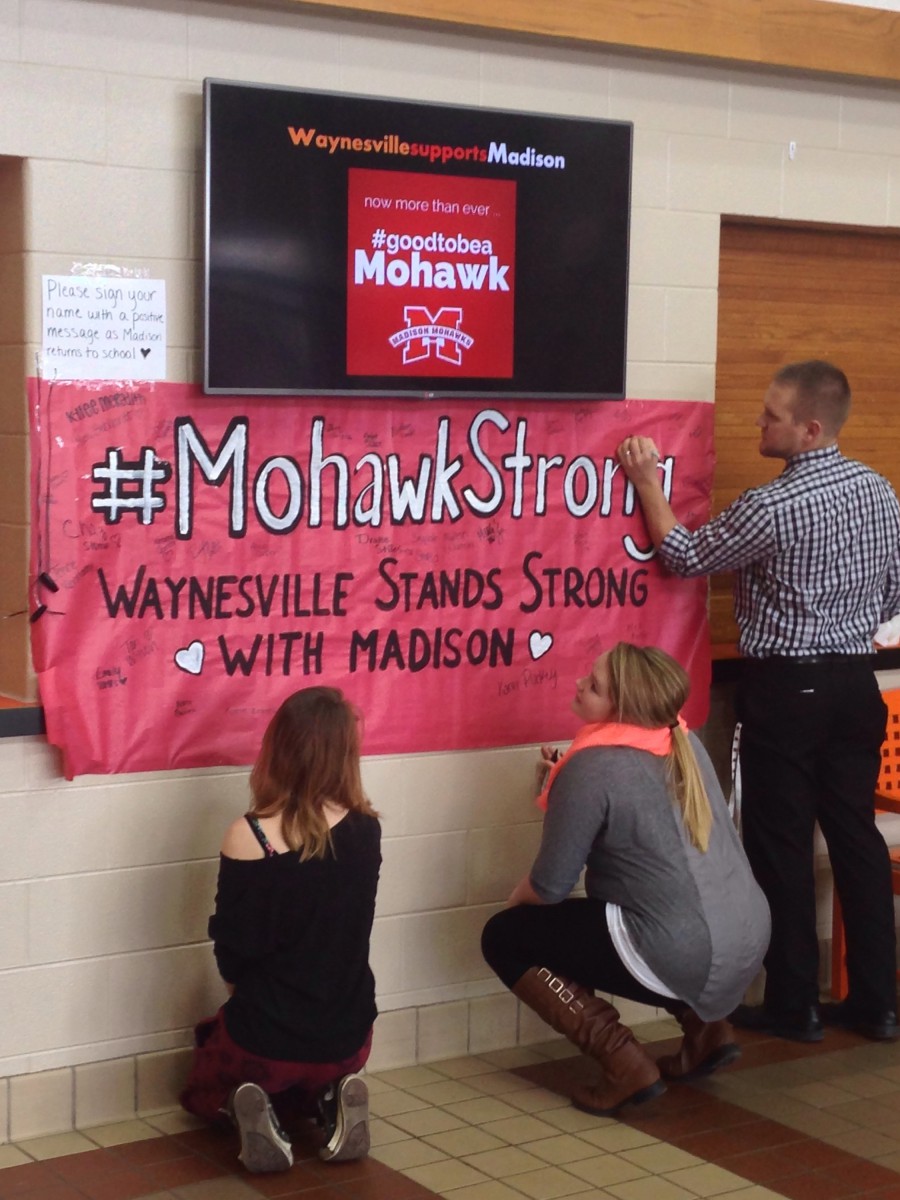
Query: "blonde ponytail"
607 642 713 853
668 724 712 853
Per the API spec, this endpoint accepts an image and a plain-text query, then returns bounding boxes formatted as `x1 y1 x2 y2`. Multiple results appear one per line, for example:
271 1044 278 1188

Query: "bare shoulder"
221 815 264 860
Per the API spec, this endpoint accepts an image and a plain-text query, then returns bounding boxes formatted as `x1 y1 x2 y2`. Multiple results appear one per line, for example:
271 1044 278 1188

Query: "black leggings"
481 898 682 1015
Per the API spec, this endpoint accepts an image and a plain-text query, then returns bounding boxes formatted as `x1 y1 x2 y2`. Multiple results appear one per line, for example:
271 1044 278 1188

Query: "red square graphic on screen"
347 169 516 379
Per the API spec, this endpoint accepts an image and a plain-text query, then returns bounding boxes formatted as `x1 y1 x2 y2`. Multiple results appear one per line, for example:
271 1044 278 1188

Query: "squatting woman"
482 643 770 1116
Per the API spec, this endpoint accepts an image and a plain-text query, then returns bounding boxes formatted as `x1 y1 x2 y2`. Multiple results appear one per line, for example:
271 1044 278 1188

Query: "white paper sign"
41 275 167 381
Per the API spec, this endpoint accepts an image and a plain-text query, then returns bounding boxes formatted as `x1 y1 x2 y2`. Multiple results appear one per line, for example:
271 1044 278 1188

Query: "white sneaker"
318 1073 370 1162
231 1082 293 1173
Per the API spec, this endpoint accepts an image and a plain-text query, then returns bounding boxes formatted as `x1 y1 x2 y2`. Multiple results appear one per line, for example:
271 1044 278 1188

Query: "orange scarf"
536 716 689 811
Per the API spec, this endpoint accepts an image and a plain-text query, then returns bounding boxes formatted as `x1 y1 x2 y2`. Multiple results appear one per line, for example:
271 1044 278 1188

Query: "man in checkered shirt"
619 361 900 1045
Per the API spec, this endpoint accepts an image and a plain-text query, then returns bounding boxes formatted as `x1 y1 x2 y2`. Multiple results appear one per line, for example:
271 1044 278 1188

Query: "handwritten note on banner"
28 380 713 778
41 276 166 381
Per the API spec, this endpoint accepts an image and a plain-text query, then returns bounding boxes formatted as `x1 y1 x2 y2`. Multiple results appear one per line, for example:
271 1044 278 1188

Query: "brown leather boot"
656 1008 740 1083
570 1037 666 1116
512 967 665 1116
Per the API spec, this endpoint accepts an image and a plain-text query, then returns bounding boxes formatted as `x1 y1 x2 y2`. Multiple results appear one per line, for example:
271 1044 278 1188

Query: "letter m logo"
392 306 472 366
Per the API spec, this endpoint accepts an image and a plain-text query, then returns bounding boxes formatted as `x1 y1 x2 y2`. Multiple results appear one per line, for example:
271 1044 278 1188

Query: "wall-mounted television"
203 80 632 400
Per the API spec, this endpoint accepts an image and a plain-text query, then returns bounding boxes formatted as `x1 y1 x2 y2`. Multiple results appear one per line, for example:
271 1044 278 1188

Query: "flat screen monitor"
203 80 632 399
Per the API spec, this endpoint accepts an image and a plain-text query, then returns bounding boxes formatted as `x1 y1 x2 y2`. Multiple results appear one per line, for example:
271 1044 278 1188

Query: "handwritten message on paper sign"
41 276 166 381
29 381 713 778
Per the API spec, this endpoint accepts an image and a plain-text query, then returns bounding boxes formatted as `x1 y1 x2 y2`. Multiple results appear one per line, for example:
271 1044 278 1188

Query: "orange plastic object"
831 688 900 1000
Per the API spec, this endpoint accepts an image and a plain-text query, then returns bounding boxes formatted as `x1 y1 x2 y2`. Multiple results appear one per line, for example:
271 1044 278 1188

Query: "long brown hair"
250 686 377 859
606 643 712 852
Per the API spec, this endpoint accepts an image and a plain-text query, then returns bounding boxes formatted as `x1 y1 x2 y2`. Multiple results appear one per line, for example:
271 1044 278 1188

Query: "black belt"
755 654 872 666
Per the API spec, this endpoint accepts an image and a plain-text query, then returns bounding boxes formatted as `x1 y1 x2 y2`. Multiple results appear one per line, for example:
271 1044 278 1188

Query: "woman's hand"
536 743 561 791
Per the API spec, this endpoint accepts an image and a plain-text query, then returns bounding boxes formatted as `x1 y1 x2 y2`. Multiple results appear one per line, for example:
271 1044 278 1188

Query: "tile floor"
6 1018 900 1199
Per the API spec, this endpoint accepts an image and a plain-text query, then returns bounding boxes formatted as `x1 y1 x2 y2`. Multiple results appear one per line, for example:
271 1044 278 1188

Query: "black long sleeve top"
210 810 381 1061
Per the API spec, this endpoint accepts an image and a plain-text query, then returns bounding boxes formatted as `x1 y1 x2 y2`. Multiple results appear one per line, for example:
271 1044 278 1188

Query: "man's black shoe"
819 1001 900 1042
730 1004 824 1043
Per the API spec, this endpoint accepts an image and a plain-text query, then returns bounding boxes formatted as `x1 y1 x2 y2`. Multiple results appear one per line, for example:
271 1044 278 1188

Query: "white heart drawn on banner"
528 631 553 660
174 640 205 675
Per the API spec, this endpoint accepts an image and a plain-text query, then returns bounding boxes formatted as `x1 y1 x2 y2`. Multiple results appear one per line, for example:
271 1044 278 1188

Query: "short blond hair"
774 360 850 436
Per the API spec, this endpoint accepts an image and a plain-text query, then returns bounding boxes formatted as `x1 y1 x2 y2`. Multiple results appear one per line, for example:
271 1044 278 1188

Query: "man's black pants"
737 658 895 1016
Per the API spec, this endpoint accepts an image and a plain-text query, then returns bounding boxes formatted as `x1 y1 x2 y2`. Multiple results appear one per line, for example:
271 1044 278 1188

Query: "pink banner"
29 380 713 778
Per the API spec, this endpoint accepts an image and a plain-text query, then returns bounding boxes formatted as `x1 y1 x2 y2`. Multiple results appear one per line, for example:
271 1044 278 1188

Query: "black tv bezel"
203 79 632 401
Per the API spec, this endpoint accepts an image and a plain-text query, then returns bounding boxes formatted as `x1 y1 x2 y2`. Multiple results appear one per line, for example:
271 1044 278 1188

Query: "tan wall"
2 0 900 1141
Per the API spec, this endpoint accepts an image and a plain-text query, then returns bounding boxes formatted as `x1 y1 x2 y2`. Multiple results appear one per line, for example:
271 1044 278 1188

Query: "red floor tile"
732 1029 859 1068
74 1167 164 1200
38 1151 122 1184
108 1137 191 1167
248 1161 335 1195
627 1098 756 1139
169 1126 238 1156
238 1155 441 1200
765 1139 850 1171
339 1174 447 1200
672 1113 801 1161
168 1128 243 1172
305 1159 398 1186
138 1153 228 1190
0 1161 62 1196
0 1184 86 1200
827 1159 900 1191
716 1145 808 1184
248 1188 346 1200
264 1185 348 1195
344 1182 438 1200
774 1170 880 1200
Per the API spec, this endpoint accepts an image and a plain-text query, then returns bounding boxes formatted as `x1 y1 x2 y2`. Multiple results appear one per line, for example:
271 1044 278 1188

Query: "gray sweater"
530 734 770 1020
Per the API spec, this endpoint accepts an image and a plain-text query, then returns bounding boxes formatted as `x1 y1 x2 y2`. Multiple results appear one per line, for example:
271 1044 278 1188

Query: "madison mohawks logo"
388 306 474 366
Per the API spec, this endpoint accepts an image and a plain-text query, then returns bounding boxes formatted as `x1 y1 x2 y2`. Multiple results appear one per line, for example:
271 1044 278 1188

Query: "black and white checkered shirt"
660 445 900 658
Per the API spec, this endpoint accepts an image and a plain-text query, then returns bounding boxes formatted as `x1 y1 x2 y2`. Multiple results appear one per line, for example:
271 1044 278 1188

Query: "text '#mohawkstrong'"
87 411 672 570
287 127 566 169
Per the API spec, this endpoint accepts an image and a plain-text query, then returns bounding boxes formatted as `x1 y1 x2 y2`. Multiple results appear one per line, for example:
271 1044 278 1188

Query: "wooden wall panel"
280 0 900 84
711 219 900 647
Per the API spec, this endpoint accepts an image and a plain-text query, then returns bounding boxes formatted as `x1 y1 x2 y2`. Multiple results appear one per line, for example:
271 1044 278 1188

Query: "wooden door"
711 218 900 648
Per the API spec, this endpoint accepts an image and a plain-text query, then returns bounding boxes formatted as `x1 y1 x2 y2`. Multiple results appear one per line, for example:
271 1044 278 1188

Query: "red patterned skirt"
180 1008 372 1126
